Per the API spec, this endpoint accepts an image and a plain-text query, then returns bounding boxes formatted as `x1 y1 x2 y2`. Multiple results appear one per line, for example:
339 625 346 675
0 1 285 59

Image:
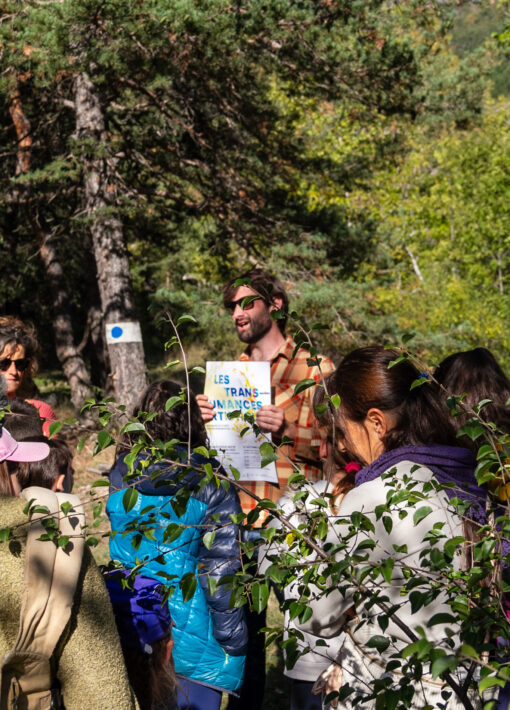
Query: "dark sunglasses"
225 296 262 313
0 357 31 373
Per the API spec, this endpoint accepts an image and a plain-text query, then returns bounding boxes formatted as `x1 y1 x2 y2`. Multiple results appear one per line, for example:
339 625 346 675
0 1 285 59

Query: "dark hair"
3 399 43 440
123 635 175 710
331 346 458 453
14 438 74 492
313 372 360 503
0 460 16 495
222 269 289 333
434 348 510 435
0 317 40 391
105 571 176 710
122 381 208 449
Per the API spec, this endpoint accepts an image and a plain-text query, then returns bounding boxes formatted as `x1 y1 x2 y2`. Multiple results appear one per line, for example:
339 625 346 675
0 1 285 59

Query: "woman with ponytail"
298 346 490 709
258 374 362 710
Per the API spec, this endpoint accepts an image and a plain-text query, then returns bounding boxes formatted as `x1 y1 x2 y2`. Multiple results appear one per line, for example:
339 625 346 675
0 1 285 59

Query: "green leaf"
207 577 218 597
479 675 506 693
458 419 486 442
203 531 215 550
122 488 138 513
380 558 394 584
293 378 316 396
330 393 340 408
48 420 63 438
259 441 275 457
251 582 269 613
410 377 428 390
377 615 389 633
229 466 241 481
120 421 146 434
86 537 99 547
413 506 433 525
57 535 70 549
444 536 465 558
92 479 110 488
164 360 180 369
190 366 205 375
131 533 142 550
227 410 242 420
31 505 50 515
427 613 457 627
176 314 198 326
163 523 184 544
0 529 12 542
60 501 73 516
180 573 197 603
460 644 479 660
95 430 114 453
366 635 390 652
77 437 86 454
165 396 183 411
402 639 433 660
261 453 279 467
388 354 407 369
382 516 393 534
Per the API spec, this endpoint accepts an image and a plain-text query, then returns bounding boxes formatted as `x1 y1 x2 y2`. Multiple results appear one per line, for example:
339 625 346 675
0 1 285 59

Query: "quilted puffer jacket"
107 448 247 694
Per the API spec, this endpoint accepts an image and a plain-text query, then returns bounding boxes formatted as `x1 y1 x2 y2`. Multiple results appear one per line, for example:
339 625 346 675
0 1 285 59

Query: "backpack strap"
0 487 85 710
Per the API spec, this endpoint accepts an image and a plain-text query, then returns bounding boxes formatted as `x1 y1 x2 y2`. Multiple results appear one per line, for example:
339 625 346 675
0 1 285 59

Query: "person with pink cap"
0 422 50 495
0 407 139 708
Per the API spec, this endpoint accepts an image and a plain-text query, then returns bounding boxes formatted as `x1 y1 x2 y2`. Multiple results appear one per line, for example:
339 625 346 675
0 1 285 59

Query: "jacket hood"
355 444 486 526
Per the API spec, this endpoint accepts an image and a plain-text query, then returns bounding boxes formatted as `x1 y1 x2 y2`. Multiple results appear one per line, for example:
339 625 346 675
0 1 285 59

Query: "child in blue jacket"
107 381 247 710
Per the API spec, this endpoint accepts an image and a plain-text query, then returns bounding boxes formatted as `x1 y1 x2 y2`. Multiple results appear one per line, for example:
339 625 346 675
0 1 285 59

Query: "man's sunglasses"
0 357 31 373
225 296 262 313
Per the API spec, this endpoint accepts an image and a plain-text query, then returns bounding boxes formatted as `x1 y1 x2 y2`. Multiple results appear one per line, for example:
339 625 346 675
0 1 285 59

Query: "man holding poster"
197 268 334 513
198 269 334 710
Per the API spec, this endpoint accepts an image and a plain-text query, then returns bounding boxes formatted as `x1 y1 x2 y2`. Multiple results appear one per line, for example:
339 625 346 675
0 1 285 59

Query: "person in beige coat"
0 413 138 710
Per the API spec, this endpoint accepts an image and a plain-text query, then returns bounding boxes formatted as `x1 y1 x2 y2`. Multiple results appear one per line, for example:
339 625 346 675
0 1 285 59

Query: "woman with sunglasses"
0 316 55 436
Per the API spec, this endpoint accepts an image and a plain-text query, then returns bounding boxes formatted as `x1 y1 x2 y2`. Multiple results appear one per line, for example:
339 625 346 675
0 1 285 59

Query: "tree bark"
9 84 94 411
73 72 147 414
38 230 95 410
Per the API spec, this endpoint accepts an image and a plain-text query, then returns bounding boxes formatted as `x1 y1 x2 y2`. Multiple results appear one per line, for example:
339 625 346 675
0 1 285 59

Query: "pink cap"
0 426 50 463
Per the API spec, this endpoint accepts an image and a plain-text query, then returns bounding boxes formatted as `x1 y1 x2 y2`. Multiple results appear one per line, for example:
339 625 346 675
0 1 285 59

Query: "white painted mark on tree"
105 321 143 344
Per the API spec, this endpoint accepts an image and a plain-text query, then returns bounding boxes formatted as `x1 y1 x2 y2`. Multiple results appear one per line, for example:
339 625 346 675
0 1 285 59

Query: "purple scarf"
355 445 486 526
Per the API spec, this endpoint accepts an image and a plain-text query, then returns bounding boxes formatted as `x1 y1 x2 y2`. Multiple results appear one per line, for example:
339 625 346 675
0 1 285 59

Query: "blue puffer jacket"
107 448 247 694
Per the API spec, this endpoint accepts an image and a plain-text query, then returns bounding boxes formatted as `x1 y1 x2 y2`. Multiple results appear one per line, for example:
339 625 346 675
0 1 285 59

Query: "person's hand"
196 394 216 422
256 404 285 435
312 660 343 708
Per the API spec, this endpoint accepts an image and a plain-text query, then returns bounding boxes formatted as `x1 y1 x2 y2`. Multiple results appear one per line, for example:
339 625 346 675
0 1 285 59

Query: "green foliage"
1 0 504 375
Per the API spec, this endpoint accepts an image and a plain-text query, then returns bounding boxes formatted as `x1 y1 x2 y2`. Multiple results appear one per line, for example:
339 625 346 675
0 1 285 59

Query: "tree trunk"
82 244 110 390
73 73 147 414
38 231 95 410
9 84 94 411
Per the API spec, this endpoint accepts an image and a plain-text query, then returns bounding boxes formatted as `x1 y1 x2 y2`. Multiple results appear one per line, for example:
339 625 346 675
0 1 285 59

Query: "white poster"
204 361 278 483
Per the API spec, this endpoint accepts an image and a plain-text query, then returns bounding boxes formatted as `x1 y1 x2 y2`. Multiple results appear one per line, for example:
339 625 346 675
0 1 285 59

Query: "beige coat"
0 495 138 709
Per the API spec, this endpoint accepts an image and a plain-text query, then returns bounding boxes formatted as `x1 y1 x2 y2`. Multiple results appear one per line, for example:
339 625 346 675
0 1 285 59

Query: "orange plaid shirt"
238 336 335 518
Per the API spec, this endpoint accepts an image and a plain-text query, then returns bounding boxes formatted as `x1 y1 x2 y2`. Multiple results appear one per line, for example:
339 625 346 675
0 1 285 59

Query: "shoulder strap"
0 487 85 710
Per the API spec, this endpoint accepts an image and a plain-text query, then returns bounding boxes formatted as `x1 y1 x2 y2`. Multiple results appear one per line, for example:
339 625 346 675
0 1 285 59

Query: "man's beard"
236 312 273 344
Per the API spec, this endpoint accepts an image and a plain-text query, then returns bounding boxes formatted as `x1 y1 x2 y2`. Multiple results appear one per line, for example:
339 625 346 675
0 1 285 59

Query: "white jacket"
258 481 344 682
299 460 464 648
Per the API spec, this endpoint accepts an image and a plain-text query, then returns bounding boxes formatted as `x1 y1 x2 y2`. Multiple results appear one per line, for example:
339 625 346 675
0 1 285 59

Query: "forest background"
3 4 510 707
2 0 510 410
